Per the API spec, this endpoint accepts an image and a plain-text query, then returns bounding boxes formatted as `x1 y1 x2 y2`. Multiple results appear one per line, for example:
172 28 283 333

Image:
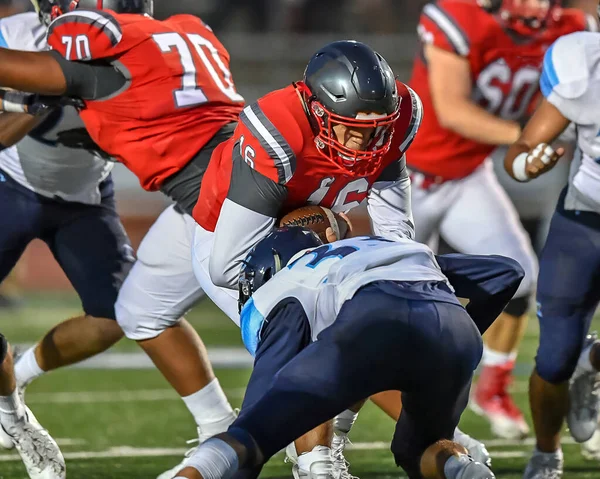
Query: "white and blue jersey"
540 31 600 213
0 12 112 204
240 236 451 355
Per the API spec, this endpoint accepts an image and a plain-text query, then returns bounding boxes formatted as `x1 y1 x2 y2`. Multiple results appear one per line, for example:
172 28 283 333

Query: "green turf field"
0 294 598 478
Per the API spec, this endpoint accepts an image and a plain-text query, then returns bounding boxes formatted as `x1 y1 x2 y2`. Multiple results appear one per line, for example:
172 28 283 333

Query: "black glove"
0 89 85 116
33 95 85 113
55 127 113 160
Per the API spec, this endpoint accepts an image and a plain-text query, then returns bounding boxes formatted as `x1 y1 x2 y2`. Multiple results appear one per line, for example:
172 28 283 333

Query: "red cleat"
470 362 529 439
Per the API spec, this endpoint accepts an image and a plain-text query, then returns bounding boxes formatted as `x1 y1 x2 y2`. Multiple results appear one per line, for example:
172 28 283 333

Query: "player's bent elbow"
488 255 526 288
208 256 237 289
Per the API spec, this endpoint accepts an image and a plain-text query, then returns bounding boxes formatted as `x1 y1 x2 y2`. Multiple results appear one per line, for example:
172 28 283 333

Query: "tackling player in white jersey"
0 12 135 477
168 226 524 479
505 30 600 478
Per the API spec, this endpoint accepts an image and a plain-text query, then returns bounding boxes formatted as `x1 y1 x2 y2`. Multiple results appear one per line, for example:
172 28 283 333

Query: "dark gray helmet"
298 40 400 176
32 0 153 26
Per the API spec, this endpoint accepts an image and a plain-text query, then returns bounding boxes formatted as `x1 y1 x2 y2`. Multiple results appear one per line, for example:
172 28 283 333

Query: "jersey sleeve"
394 82 424 158
210 138 289 289
236 101 303 185
539 32 599 124
583 12 599 32
46 9 123 61
417 0 477 57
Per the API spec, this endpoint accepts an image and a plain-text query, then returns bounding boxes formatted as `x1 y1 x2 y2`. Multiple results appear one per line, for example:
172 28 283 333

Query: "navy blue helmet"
238 226 323 312
32 0 153 25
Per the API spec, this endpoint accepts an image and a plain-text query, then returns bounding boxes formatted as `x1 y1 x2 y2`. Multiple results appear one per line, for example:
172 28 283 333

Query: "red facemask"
50 0 81 21
296 81 400 177
495 0 559 35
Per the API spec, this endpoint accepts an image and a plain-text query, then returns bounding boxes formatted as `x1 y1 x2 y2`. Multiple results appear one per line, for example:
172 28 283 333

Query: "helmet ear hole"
263 268 273 283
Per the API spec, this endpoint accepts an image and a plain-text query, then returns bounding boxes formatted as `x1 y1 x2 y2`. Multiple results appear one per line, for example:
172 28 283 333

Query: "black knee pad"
504 295 530 317
0 333 6 365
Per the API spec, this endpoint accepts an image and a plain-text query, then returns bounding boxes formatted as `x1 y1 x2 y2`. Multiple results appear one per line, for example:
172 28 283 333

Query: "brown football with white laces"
278 206 345 243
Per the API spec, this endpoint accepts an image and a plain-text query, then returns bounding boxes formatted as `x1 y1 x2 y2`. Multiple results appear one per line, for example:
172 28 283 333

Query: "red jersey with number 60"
46 10 244 191
407 0 590 180
193 80 423 231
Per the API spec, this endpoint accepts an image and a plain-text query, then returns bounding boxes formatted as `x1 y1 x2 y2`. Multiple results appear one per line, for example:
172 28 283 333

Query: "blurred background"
0 0 575 301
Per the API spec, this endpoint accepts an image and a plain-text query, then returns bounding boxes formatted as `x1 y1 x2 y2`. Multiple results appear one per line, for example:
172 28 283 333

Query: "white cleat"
0 418 14 449
286 435 357 479
581 423 600 460
291 445 337 479
1 406 65 479
156 414 237 479
523 449 563 479
568 333 600 443
331 433 358 479
453 427 492 468
0 384 27 450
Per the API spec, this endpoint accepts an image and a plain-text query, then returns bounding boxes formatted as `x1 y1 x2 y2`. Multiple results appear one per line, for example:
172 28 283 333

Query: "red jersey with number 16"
46 10 244 190
193 81 423 232
407 0 590 180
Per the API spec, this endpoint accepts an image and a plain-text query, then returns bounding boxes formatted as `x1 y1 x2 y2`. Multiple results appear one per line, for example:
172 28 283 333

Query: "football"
278 205 346 243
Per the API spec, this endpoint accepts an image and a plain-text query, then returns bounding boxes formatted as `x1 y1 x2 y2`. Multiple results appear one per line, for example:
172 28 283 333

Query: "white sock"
0 389 25 432
482 347 516 367
533 446 563 458
184 437 239 479
14 346 44 389
334 409 359 435
578 342 597 373
182 378 235 428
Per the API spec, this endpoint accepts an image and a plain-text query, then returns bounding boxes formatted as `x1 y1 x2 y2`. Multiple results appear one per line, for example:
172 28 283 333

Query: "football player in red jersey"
180 40 422 478
191 40 421 291
0 0 248 467
403 0 597 439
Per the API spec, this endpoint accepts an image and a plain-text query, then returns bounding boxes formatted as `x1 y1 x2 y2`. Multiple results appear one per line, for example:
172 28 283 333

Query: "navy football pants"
535 197 600 384
0 170 133 320
232 281 483 479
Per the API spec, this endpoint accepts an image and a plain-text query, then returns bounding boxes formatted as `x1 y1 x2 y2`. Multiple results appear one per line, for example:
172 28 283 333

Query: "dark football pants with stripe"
230 281 483 479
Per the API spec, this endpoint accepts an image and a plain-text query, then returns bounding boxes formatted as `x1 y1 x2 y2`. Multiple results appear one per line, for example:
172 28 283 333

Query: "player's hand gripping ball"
279 206 352 243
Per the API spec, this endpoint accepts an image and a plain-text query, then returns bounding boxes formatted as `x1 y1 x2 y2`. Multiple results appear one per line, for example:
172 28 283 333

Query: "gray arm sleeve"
50 50 126 100
367 154 416 241
209 149 288 288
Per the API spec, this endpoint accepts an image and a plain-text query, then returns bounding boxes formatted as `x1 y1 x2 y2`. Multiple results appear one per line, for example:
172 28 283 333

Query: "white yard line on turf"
0 440 577 462
55 438 87 446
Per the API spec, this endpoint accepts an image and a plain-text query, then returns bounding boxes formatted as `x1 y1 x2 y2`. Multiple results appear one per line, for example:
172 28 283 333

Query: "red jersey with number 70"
407 0 590 180
46 10 244 191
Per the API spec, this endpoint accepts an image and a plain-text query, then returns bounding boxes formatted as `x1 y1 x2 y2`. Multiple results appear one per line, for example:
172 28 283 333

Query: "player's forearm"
0 112 44 149
438 99 521 145
367 177 415 241
504 141 531 181
0 49 66 95
504 99 570 181
209 199 276 289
